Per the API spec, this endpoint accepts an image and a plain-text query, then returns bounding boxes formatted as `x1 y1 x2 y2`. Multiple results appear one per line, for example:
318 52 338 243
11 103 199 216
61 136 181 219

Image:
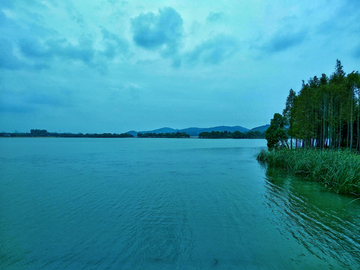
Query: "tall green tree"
347 71 360 150
265 113 289 150
283 89 297 148
276 59 360 151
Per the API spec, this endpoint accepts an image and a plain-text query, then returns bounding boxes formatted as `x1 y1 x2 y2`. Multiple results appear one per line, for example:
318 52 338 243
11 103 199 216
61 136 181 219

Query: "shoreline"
257 148 360 197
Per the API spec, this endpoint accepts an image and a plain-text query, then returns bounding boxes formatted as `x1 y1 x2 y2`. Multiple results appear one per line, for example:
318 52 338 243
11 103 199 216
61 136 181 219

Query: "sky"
1 0 360 133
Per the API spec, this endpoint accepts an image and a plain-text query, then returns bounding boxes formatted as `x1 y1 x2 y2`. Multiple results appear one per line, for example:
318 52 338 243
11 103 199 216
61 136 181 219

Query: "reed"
257 148 360 196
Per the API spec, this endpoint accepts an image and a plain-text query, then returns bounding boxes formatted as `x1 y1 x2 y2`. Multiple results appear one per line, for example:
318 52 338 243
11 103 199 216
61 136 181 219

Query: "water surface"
1 138 359 269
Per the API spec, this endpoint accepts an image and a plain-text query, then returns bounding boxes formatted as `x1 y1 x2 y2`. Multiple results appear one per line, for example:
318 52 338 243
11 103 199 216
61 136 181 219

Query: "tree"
30 129 48 136
283 89 297 148
347 71 360 150
265 113 289 150
274 60 360 151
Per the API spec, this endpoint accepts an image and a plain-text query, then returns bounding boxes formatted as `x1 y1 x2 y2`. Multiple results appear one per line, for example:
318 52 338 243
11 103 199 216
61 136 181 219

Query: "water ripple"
1 139 360 269
264 167 360 269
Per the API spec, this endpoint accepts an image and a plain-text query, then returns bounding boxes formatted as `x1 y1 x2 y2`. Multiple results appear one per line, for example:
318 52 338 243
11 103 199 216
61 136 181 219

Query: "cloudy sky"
1 0 360 133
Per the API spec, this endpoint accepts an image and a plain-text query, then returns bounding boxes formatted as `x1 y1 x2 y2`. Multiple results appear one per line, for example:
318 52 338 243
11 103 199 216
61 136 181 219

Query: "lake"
1 138 359 269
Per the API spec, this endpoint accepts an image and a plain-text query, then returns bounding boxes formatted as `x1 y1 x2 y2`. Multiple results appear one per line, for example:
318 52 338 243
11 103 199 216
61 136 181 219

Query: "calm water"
1 138 360 269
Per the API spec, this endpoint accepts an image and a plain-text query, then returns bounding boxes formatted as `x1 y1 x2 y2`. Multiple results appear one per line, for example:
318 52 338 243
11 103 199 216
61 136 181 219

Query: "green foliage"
3 130 134 138
259 60 360 197
273 60 360 150
283 89 296 148
265 113 289 150
256 149 360 196
198 130 265 139
30 129 48 136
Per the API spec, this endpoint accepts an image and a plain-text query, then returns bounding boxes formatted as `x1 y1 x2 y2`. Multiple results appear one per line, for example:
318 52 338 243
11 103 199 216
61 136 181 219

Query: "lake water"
1 138 360 269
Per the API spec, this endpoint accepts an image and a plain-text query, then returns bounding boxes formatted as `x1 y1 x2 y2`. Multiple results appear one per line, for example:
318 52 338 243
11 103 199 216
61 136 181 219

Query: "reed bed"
257 148 360 196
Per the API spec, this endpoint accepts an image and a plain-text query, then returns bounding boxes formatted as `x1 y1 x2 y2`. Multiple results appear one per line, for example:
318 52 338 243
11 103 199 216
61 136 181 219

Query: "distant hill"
146 127 179 133
250 124 270 133
125 130 138 137
181 126 249 136
128 125 251 137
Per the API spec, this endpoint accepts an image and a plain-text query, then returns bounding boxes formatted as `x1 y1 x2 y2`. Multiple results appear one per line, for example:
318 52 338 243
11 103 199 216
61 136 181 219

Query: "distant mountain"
250 124 270 133
126 127 178 137
146 127 179 133
125 130 138 137
181 126 249 136
127 125 250 137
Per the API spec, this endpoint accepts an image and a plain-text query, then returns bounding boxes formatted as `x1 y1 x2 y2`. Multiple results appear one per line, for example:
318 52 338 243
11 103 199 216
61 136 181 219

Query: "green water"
0 138 359 269
263 167 360 269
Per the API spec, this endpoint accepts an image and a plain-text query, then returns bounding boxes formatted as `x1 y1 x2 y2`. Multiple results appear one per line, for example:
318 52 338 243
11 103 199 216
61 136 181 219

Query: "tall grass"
257 148 360 196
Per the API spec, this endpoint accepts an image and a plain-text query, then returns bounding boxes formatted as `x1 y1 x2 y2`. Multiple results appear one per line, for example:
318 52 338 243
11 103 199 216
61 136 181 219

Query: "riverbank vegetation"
199 130 265 139
260 60 360 196
257 148 360 196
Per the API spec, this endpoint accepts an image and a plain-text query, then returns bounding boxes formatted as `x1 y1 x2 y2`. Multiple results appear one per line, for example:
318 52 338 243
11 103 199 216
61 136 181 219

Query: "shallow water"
0 138 359 269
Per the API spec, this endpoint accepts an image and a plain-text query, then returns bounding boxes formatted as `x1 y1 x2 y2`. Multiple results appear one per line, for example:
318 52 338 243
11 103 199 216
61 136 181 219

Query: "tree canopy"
199 130 265 139
3 130 134 138
266 60 360 150
265 113 289 150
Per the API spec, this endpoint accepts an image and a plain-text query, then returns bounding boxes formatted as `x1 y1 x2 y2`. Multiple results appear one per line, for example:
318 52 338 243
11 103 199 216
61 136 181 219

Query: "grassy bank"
257 148 360 196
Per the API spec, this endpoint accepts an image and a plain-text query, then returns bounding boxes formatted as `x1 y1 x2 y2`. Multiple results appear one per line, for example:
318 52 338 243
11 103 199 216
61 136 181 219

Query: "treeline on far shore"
137 132 190 138
199 130 265 139
1 129 134 138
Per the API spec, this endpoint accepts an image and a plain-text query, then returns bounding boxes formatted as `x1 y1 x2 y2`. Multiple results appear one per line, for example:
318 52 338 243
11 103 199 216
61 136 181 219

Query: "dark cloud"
0 39 25 70
17 28 131 73
19 38 51 59
185 35 238 65
49 37 95 63
19 36 95 64
206 12 224 23
131 7 183 56
101 28 130 60
261 30 307 53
